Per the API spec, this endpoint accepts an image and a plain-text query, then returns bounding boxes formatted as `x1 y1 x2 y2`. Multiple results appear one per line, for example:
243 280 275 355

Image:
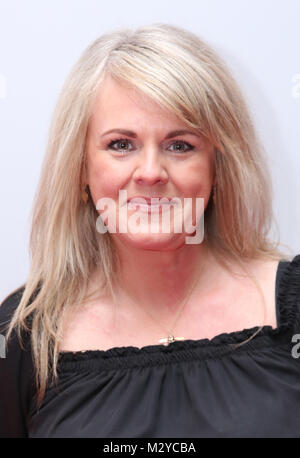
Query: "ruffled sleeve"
276 254 300 334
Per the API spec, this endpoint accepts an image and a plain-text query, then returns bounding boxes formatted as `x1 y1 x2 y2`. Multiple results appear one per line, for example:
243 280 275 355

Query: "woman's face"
85 75 216 251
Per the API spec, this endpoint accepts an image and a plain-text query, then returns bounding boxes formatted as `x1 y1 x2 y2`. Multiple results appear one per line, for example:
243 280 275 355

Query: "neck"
110 239 217 317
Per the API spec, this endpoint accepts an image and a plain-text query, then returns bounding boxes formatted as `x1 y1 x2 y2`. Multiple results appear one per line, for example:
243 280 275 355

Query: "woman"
0 23 299 438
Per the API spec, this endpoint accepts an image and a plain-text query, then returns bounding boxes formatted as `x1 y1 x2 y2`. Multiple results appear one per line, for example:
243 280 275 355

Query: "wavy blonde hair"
2 23 293 407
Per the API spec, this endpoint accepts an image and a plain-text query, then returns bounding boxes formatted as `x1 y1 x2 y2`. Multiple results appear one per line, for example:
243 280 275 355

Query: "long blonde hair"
2 23 293 407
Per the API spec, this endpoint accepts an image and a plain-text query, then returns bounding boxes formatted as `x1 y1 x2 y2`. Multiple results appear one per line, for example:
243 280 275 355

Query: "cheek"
87 156 129 200
177 160 214 199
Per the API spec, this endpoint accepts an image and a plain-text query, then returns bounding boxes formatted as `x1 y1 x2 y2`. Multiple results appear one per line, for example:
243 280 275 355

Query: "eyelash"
107 138 195 154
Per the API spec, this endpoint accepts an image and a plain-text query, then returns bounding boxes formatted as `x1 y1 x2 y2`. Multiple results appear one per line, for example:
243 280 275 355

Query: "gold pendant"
158 334 185 345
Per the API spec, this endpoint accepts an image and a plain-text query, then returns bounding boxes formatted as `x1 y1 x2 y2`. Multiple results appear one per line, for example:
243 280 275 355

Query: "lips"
127 196 173 213
127 197 171 204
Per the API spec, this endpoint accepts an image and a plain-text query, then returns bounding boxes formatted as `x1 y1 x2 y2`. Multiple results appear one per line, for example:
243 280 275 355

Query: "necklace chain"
124 260 202 346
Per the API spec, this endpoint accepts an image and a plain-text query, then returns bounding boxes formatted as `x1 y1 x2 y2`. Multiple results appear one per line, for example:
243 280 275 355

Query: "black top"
1 255 300 438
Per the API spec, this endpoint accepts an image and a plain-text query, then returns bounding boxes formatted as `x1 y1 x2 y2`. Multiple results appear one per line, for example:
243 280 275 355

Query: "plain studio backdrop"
0 0 299 300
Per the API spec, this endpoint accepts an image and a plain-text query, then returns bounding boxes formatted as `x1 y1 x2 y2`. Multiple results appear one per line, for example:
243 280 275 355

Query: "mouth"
127 197 174 213
127 196 171 204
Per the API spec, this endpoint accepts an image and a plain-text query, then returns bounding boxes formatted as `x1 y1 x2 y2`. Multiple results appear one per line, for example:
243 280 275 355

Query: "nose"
132 147 169 186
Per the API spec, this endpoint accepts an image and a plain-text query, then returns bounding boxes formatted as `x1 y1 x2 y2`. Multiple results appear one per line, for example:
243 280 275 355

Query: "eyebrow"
100 128 200 139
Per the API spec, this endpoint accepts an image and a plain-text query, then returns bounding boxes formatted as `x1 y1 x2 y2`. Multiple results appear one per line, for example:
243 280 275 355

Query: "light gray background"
0 0 299 300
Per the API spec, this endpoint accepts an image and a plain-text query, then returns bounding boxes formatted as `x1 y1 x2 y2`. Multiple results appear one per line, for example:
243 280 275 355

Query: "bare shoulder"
230 256 281 297
219 256 280 286
244 257 280 280
229 257 281 328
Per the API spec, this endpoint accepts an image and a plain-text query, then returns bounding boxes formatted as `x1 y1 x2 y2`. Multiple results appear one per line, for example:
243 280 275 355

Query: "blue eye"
107 138 132 152
107 138 195 154
168 140 194 153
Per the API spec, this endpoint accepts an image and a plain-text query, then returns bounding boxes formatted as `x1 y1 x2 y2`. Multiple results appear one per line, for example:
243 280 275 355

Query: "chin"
113 231 186 251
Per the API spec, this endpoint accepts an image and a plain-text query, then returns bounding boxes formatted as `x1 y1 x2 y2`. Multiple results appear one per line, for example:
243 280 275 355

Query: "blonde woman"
0 23 300 438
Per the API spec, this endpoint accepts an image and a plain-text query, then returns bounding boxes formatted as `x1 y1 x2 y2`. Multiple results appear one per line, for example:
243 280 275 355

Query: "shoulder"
0 286 26 334
276 254 300 290
0 283 41 361
0 283 32 364
0 282 42 336
245 254 300 291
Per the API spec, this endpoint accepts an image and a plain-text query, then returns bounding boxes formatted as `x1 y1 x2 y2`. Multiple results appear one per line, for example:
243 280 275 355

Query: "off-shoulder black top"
1 255 300 438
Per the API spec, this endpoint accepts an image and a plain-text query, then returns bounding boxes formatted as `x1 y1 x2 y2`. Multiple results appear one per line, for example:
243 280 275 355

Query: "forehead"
89 75 192 132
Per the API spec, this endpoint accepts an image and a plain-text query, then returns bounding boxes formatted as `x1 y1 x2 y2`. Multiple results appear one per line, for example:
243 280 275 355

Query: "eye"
106 138 195 154
107 138 133 153
168 140 194 153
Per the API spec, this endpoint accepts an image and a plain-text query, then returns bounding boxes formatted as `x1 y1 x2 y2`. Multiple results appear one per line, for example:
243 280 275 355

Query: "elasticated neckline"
57 255 300 372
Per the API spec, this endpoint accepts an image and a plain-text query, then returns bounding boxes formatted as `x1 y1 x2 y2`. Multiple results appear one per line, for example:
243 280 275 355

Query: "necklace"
124 260 202 346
